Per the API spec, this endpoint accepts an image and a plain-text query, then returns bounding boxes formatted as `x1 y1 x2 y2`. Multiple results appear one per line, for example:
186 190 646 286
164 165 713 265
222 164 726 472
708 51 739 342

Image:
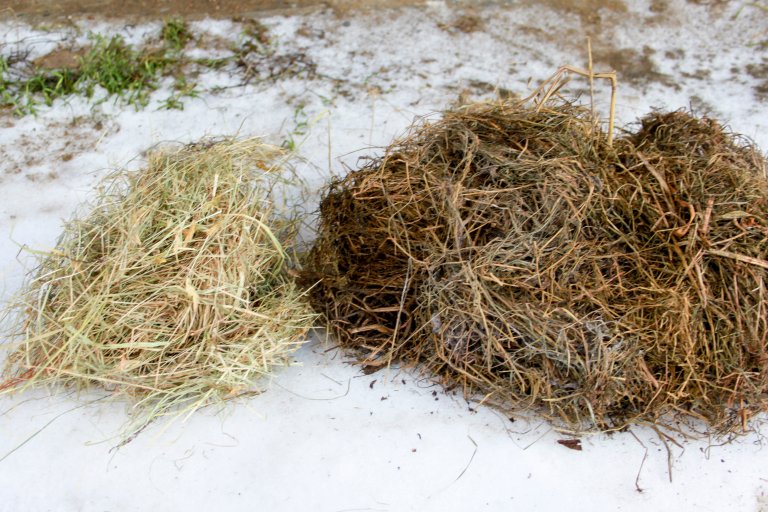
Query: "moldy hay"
1 138 317 435
306 99 768 434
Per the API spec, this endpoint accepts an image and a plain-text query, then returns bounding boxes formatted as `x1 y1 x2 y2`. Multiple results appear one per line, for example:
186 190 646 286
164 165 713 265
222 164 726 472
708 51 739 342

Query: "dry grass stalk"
1 138 317 435
305 99 768 435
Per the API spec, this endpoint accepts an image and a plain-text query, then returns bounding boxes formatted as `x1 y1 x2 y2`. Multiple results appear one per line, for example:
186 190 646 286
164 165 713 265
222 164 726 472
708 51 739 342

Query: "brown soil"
4 0 424 20
5 0 641 21
1 116 116 182
593 46 675 89
33 48 83 70
440 12 485 33
535 0 627 28
747 59 768 98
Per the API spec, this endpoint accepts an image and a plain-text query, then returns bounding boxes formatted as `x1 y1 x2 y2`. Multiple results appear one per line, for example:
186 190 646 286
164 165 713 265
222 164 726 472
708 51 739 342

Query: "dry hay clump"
306 99 768 434
1 138 317 433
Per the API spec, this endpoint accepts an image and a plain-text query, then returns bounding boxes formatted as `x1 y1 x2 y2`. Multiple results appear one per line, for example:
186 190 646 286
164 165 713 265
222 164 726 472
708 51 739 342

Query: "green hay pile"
1 138 317 433
306 99 768 434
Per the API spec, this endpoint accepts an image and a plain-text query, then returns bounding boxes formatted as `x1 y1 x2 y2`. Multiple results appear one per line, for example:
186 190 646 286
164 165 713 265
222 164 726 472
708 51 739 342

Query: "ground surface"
6 0 332 19
1 1 768 511
3 0 736 24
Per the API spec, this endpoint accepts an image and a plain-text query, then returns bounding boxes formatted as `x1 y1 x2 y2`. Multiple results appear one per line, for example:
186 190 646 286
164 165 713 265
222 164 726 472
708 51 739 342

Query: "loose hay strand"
1 138 317 435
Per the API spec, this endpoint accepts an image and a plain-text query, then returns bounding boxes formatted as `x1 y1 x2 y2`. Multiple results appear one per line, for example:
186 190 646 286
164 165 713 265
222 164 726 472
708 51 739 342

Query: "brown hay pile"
306 99 768 434
1 138 317 436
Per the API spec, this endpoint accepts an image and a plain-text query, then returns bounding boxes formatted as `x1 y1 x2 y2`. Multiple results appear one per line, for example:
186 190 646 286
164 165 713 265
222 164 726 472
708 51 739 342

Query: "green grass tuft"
161 18 193 52
79 34 170 107
0 18 312 116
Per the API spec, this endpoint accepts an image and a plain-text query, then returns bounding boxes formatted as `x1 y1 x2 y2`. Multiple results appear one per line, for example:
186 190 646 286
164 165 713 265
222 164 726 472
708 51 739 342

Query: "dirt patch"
438 12 485 34
681 68 712 81
33 48 84 70
649 0 668 13
5 0 426 20
664 48 686 60
1 116 117 177
534 0 627 28
326 0 425 16
747 59 768 99
689 94 717 116
593 46 674 88
25 170 59 182
686 0 729 6
0 0 632 23
6 0 316 19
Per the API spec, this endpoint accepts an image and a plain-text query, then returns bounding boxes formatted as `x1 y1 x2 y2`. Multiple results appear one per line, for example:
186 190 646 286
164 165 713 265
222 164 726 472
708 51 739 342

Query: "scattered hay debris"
305 99 768 435
1 138 317 435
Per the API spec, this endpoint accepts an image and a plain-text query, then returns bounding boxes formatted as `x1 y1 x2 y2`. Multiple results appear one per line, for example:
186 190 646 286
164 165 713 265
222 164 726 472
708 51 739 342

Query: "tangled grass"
1 138 317 436
306 99 768 435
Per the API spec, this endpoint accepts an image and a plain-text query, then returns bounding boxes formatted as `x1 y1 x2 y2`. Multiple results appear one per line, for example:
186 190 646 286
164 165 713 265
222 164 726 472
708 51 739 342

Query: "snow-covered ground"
1 1 767 510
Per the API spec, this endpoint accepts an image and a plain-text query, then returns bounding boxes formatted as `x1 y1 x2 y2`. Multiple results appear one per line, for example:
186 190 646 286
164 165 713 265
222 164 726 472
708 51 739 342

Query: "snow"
1 1 768 510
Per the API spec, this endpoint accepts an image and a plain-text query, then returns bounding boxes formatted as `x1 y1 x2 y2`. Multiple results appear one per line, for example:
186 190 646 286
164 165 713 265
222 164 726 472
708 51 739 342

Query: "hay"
305 99 768 434
1 138 317 434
